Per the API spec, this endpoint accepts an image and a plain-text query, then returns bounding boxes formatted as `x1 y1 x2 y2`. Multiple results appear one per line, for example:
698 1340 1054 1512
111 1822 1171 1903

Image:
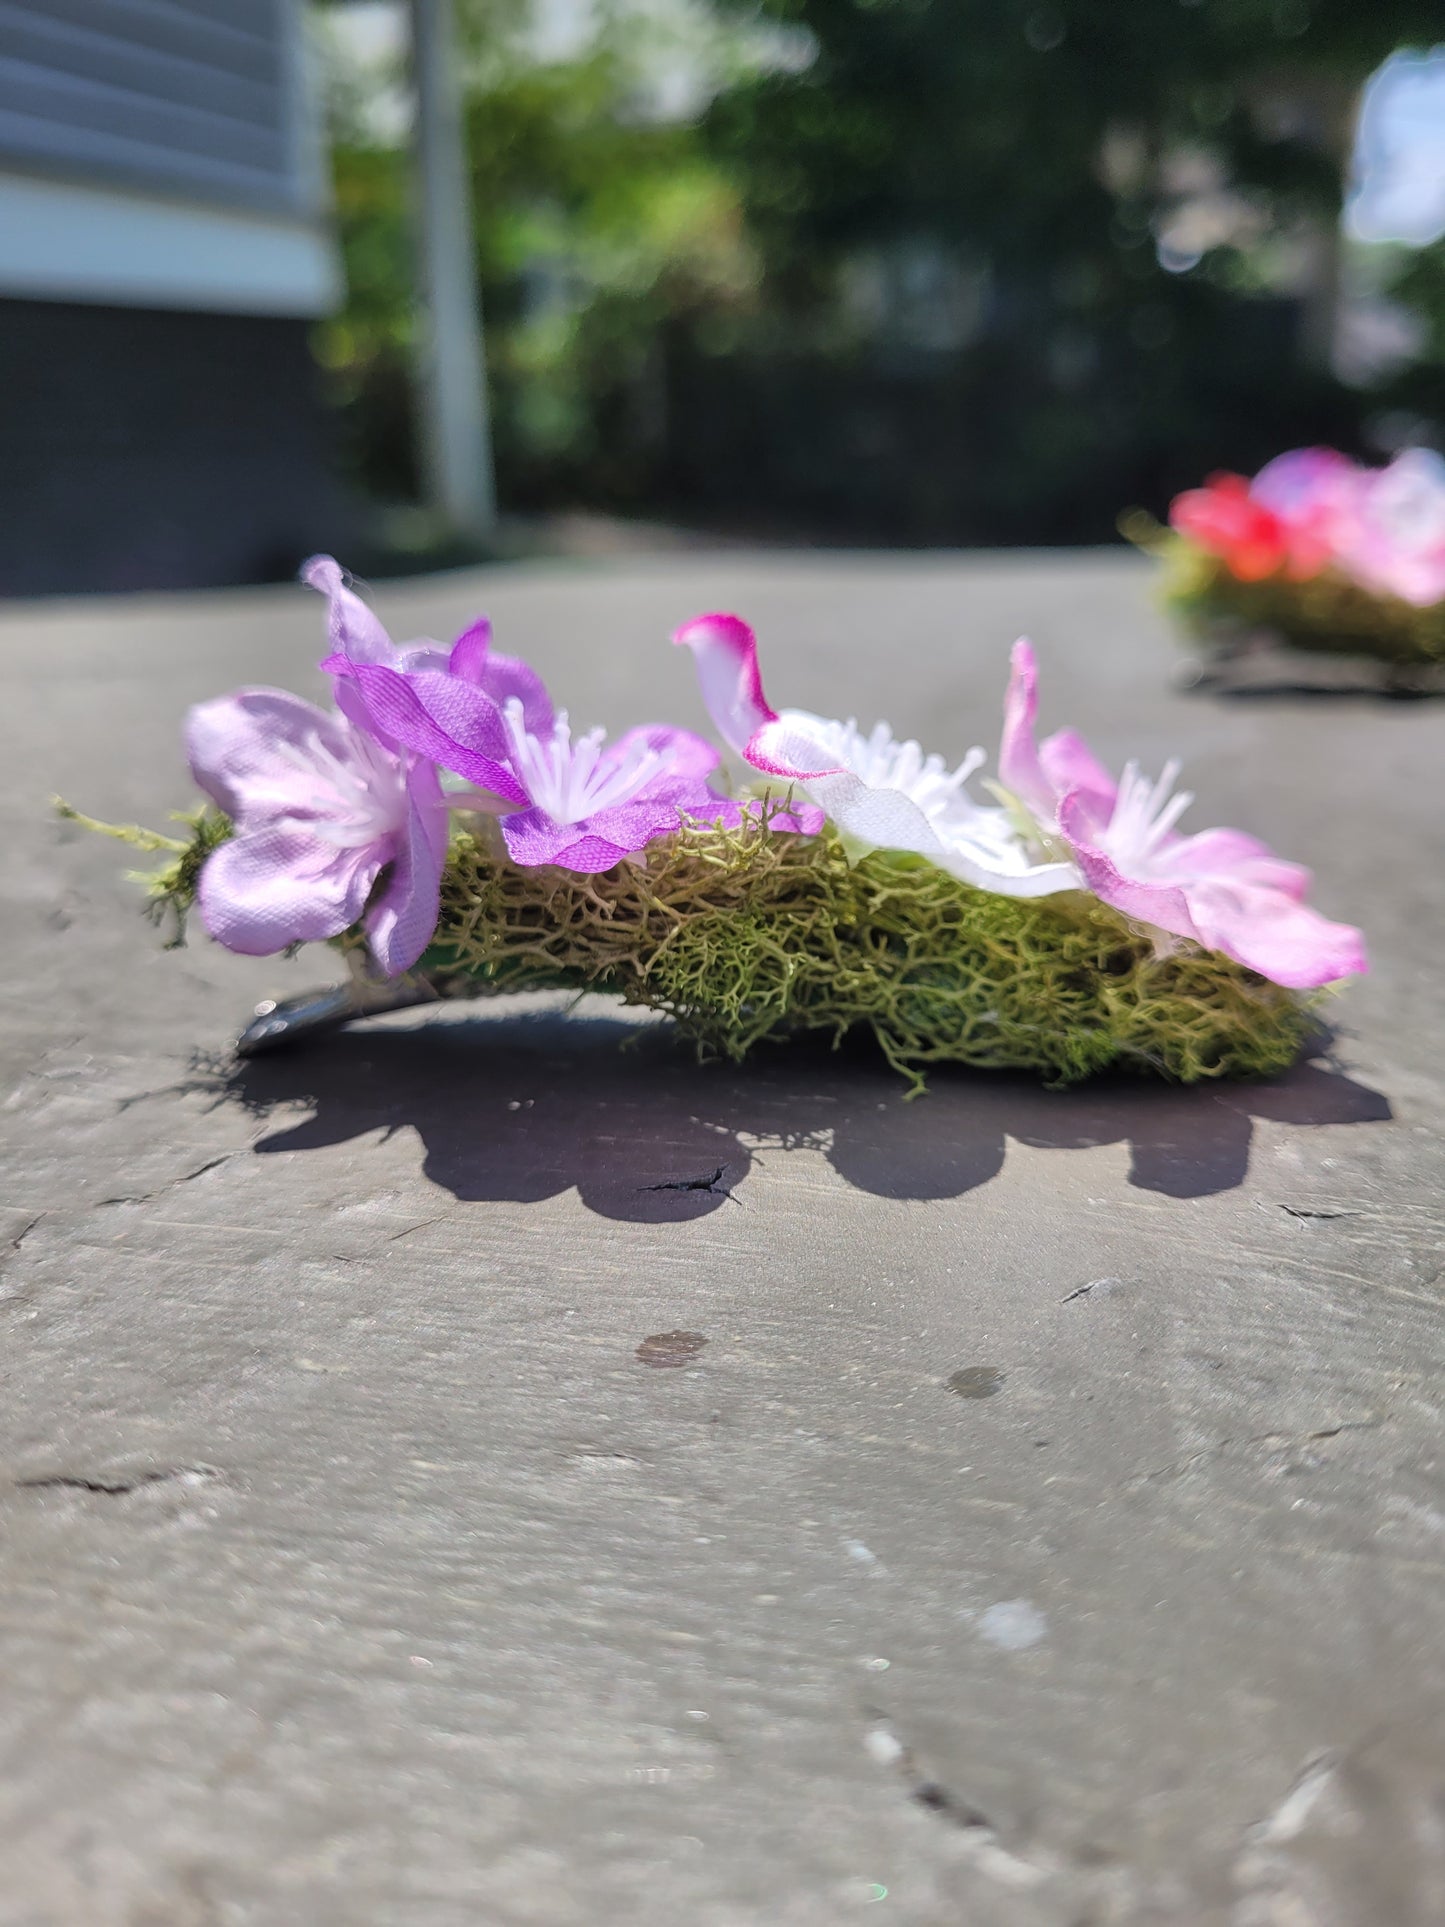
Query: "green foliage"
315 0 1444 534
706 0 1433 270
689 0 1442 529
317 27 758 504
55 802 232 947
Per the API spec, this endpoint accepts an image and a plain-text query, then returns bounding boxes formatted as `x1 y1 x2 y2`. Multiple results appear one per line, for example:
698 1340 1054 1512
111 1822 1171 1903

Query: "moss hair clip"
1125 446 1445 689
66 558 1366 1092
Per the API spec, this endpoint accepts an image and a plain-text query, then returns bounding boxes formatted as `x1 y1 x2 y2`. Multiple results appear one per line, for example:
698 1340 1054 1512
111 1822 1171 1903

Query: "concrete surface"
1 551 1442 1926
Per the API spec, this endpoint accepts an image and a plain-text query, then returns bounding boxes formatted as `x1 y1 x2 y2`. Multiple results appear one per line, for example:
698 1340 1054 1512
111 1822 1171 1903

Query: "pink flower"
1170 448 1445 608
309 562 820 873
187 689 448 976
1334 448 1445 607
1169 472 1297 582
999 641 1366 989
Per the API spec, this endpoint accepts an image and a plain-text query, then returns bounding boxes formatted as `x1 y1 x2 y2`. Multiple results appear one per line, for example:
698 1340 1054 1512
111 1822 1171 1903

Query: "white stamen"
786 711 987 825
268 725 408 847
503 700 669 825
1100 757 1194 874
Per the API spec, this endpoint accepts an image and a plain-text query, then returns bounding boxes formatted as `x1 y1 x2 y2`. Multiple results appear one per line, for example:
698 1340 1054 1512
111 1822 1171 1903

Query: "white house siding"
0 0 339 317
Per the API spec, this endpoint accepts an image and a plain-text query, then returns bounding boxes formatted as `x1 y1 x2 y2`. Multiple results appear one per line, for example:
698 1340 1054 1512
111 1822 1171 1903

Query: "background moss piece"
1123 522 1445 670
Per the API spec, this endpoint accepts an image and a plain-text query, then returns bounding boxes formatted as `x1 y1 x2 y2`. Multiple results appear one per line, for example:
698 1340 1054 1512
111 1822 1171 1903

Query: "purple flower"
307 560 821 872
492 704 819 872
186 689 448 976
999 641 1367 989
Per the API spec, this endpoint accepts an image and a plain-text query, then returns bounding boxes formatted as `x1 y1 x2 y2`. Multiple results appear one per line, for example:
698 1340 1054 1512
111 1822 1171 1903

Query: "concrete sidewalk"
1 551 1441 1924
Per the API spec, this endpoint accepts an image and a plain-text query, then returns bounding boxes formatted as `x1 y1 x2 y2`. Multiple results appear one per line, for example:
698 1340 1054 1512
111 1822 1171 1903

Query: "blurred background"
2 0 1443 595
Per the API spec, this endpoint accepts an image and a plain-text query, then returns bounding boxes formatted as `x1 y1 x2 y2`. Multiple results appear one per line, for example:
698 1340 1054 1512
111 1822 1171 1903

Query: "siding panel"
0 0 313 215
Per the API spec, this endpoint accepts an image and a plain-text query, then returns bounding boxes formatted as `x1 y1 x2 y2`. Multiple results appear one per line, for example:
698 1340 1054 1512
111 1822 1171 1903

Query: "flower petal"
1159 827 1310 902
1182 878 1368 988
198 829 374 955
673 613 778 756
1038 727 1116 815
743 715 848 781
186 689 347 823
447 619 557 733
786 763 947 855
301 555 398 665
364 760 448 976
447 616 493 681
324 658 526 803
1059 791 1201 943
997 638 1058 821
601 723 720 786
501 798 692 872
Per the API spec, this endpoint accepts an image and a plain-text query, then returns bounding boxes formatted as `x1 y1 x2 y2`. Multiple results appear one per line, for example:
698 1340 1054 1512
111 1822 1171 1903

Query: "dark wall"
0 299 357 596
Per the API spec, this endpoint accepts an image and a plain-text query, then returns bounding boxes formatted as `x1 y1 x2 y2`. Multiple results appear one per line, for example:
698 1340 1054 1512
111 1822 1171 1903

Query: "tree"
686 0 1443 533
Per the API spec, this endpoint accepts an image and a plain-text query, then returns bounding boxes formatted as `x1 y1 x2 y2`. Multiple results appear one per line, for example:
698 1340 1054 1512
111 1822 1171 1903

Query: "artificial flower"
1337 447 1445 608
1168 447 1445 608
1168 468 1338 583
187 688 448 975
673 612 1075 895
998 639 1366 989
311 565 819 872
303 554 548 799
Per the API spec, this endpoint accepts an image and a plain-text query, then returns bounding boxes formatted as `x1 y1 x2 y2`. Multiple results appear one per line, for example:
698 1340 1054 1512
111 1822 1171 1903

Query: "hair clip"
1125 446 1445 691
63 557 1365 1092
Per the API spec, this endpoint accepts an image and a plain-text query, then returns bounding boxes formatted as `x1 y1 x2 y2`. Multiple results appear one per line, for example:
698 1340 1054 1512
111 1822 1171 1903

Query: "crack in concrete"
637 1163 738 1203
97 1153 236 1207
1274 1203 1363 1221
1137 1418 1382 1485
864 1716 1049 1889
17 1465 220 1498
2 1213 44 1267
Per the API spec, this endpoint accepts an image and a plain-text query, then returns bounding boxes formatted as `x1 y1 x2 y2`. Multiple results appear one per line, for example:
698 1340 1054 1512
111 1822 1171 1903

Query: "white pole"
408 0 497 538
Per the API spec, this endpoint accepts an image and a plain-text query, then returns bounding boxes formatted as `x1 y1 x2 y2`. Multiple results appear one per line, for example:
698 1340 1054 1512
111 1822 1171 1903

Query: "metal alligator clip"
236 954 441 1056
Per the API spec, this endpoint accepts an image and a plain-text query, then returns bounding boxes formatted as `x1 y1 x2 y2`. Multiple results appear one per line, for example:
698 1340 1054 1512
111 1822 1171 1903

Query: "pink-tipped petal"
997 638 1057 820
301 555 398 665
1162 828 1311 902
673 613 778 756
743 716 847 781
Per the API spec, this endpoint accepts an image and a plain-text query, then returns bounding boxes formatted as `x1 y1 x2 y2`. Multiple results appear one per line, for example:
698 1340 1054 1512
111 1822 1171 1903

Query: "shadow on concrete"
1209 682 1442 704
223 1010 1392 1223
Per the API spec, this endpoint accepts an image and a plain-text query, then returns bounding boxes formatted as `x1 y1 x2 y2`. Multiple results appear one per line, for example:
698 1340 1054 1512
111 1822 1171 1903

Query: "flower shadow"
225 1009 1391 1221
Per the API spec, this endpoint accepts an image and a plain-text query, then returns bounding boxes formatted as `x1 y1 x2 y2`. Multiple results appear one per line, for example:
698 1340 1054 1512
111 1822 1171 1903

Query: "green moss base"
92 805 1312 1093
424 816 1309 1089
1121 513 1445 670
